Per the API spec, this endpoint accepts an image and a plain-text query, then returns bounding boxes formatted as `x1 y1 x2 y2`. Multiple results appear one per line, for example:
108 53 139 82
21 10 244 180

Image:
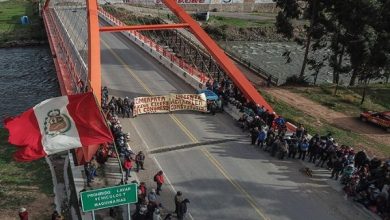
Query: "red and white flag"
4 92 113 162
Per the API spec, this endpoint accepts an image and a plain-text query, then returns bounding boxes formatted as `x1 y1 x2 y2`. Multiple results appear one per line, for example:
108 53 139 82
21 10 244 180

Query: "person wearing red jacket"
154 170 164 195
138 182 147 201
123 156 133 181
19 207 28 220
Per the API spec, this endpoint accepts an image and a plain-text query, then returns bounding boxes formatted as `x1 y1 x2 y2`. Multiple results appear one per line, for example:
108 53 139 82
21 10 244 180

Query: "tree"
275 0 389 87
307 56 326 85
275 0 326 79
274 0 301 39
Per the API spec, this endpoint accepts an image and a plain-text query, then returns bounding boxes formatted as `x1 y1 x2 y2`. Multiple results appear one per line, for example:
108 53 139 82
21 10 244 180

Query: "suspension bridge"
39 1 372 220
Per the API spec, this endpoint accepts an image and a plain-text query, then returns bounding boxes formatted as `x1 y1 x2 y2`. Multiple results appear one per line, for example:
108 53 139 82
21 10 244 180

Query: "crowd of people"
98 87 191 220
205 77 390 219
102 86 134 118
226 91 390 218
99 82 390 219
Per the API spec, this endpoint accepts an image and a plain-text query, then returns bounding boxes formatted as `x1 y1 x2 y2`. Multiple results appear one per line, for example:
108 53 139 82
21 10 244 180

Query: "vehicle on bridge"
197 89 219 101
360 111 390 132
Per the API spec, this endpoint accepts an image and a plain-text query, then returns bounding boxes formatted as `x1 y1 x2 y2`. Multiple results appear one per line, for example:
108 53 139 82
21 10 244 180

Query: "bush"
284 75 309 86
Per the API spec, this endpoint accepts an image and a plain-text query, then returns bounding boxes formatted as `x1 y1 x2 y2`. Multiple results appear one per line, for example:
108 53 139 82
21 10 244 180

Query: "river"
0 46 60 123
223 41 338 85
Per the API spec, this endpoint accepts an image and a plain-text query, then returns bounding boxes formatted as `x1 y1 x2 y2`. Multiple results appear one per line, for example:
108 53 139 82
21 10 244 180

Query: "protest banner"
133 95 170 116
133 93 208 116
170 93 208 112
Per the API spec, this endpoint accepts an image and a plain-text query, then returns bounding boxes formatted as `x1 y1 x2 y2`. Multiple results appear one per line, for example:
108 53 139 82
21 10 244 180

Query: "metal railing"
223 46 280 86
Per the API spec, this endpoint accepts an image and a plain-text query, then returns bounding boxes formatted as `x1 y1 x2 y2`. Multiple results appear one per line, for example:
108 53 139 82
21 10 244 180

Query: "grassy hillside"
262 90 390 158
290 84 390 116
0 128 54 219
0 0 45 44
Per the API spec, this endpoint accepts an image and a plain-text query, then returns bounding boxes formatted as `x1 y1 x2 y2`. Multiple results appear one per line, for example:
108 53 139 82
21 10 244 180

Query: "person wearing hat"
19 207 28 220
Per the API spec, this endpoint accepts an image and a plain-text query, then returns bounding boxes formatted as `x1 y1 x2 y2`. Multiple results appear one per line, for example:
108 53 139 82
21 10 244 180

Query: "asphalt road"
54 8 376 220
98 22 375 220
47 6 380 220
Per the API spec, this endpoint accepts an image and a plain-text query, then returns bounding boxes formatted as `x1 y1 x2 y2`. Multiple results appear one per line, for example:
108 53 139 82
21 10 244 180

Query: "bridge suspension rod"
99 23 190 32
162 0 273 112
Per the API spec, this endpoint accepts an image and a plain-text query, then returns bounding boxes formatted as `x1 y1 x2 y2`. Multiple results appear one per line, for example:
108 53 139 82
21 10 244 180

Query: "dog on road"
299 167 313 177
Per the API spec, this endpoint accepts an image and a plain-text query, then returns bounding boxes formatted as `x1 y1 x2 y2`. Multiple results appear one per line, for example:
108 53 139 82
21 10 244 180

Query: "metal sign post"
128 203 131 220
91 210 95 220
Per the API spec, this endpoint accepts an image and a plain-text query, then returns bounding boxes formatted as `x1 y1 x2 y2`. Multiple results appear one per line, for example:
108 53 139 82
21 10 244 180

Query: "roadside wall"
99 8 296 132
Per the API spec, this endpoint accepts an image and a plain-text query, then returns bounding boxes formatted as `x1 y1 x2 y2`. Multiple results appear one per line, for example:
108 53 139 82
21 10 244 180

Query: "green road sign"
80 183 138 212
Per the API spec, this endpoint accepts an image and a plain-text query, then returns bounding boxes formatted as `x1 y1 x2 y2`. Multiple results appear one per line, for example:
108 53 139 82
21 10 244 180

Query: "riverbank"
0 46 60 219
0 129 55 219
0 0 46 48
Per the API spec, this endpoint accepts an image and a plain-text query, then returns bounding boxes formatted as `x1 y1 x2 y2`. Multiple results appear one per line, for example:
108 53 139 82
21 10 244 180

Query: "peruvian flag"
4 92 113 162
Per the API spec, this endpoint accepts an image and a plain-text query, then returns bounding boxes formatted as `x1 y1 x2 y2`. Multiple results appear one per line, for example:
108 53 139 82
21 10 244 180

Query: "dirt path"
265 88 390 150
232 60 390 153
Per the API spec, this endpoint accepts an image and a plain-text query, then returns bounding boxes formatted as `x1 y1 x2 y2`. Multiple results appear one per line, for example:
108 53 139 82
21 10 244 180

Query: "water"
0 47 60 122
225 41 338 85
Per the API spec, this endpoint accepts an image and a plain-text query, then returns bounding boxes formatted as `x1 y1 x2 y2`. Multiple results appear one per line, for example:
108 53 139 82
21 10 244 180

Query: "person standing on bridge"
256 128 267 149
117 97 124 116
174 191 183 216
177 198 190 220
130 99 135 117
102 86 109 104
109 97 117 114
250 127 259 145
154 170 165 195
123 97 132 118
124 156 133 181
135 151 145 172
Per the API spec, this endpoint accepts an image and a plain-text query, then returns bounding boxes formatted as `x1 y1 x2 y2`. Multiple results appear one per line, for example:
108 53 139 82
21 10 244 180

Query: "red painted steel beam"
43 0 50 10
79 0 102 164
162 0 274 112
87 0 101 103
99 23 190 32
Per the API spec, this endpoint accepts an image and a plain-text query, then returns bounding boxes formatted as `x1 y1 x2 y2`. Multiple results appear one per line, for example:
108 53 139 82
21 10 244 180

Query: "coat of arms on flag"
44 109 71 136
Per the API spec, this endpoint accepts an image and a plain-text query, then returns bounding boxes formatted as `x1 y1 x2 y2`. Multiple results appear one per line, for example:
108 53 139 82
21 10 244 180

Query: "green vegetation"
262 90 390 157
276 0 390 86
207 16 274 28
289 84 390 116
0 128 53 210
0 0 45 44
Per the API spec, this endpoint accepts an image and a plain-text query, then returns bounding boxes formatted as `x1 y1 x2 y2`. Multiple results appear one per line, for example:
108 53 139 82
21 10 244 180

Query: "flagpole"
91 93 125 183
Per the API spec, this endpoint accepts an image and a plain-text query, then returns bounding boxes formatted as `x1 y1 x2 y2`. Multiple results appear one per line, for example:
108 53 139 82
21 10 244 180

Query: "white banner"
155 0 272 4
133 94 208 116
133 95 170 116
155 0 211 4
170 93 207 112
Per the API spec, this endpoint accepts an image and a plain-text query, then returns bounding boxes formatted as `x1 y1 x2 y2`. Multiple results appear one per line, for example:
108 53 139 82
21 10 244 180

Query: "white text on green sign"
80 183 138 212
